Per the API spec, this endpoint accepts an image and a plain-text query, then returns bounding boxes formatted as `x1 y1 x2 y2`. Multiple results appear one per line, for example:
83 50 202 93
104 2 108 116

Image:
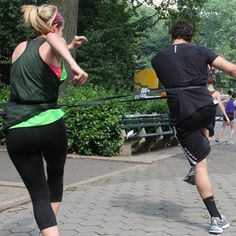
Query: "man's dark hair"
171 20 194 43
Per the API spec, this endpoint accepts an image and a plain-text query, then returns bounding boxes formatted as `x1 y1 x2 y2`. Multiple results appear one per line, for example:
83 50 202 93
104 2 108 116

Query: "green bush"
0 83 168 156
0 83 10 144
59 85 124 156
123 99 168 114
60 85 168 156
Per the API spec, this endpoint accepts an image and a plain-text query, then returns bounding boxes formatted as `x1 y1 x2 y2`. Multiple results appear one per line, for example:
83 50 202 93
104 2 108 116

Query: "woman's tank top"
3 37 67 130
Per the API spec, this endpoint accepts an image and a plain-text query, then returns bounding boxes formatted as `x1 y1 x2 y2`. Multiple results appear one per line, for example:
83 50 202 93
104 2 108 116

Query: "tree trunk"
48 0 79 85
49 0 78 44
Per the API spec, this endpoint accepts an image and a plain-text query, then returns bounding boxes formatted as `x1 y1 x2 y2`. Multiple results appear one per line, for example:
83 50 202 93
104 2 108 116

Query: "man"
151 20 236 234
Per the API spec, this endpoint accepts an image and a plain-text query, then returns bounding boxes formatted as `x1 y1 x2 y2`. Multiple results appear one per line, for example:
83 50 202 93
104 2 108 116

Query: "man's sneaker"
183 166 195 185
215 137 220 142
208 215 230 234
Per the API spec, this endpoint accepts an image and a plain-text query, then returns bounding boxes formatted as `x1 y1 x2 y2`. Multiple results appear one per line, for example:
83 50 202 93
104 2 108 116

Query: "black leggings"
6 118 68 231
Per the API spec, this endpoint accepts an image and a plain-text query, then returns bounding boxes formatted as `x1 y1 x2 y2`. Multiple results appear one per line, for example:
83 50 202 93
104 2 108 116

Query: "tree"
132 5 170 70
196 0 236 89
131 0 208 32
48 0 79 46
0 0 46 84
77 0 155 91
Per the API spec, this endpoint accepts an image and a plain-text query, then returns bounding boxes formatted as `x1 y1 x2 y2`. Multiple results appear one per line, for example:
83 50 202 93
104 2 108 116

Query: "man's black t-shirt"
151 43 218 125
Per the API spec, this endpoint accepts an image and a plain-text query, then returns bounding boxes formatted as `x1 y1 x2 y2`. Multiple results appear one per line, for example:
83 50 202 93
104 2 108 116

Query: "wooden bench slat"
121 122 171 129
127 130 173 139
121 118 169 124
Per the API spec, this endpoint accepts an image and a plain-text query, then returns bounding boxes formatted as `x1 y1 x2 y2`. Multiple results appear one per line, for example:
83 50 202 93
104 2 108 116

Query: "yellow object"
134 69 159 89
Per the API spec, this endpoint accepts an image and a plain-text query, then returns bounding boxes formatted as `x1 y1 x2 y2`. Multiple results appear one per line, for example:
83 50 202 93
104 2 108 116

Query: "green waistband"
10 109 64 129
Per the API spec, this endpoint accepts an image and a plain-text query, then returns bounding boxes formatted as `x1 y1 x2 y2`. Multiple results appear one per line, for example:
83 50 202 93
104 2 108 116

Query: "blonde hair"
21 4 58 34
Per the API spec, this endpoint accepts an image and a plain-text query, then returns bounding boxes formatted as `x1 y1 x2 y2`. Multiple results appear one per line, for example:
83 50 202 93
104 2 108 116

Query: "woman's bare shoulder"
12 41 28 63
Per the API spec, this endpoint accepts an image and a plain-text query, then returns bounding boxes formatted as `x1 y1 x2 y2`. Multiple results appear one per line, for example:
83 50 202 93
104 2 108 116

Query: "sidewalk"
0 121 236 235
0 145 182 213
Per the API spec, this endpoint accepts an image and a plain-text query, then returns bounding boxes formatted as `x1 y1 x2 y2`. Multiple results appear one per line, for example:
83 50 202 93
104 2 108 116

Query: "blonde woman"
3 4 88 236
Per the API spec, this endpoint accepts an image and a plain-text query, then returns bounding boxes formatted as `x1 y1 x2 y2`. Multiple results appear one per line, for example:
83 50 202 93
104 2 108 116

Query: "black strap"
0 85 205 112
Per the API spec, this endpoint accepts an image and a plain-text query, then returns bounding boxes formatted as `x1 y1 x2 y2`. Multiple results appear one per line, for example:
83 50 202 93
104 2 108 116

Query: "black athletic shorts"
174 104 217 166
223 112 234 121
206 118 215 137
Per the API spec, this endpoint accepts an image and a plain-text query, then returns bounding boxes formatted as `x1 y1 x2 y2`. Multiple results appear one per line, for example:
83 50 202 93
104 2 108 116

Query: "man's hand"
68 36 88 50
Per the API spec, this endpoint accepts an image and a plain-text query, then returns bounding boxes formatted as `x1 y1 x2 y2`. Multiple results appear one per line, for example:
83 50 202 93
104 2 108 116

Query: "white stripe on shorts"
172 126 197 165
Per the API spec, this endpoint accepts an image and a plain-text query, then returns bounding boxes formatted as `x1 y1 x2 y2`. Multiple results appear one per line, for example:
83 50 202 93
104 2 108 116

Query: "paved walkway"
0 121 236 236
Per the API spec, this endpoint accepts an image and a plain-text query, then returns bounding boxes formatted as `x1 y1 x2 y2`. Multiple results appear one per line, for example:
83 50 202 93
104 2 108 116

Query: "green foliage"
131 1 208 71
166 0 207 33
134 0 207 33
195 0 236 89
196 0 236 61
59 85 168 156
123 99 168 115
0 82 168 155
59 85 123 156
77 0 155 92
0 83 10 144
0 0 46 84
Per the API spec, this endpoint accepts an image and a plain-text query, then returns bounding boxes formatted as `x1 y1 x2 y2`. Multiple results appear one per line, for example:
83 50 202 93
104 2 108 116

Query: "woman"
215 91 236 144
205 76 230 139
3 4 88 236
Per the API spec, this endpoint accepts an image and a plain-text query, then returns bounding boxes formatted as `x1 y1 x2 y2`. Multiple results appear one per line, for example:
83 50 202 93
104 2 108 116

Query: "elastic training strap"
0 85 204 112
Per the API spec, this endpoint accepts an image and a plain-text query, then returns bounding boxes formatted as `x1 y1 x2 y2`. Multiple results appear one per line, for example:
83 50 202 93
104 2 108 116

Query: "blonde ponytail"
21 4 58 34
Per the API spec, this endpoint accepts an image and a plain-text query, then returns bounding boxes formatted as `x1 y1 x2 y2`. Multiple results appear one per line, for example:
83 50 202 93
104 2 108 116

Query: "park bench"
119 113 177 156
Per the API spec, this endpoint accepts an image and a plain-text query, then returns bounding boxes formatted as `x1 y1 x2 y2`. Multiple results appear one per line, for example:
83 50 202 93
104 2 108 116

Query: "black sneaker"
183 166 195 185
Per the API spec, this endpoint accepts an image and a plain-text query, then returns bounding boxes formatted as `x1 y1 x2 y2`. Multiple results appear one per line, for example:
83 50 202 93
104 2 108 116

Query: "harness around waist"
2 101 58 130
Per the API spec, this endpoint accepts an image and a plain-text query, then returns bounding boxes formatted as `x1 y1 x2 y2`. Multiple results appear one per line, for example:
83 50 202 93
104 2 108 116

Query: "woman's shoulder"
12 41 28 63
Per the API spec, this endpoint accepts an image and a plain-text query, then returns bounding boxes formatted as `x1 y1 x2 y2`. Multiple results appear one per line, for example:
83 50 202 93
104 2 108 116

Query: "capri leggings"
5 118 67 231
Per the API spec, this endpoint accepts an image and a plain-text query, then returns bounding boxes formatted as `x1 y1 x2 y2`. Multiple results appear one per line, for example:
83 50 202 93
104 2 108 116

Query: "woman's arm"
67 36 87 50
46 33 88 85
216 92 230 124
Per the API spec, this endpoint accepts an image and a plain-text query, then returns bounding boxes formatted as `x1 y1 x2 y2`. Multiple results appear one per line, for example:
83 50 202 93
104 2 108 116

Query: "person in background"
3 4 88 236
151 20 236 234
204 76 230 139
215 91 236 144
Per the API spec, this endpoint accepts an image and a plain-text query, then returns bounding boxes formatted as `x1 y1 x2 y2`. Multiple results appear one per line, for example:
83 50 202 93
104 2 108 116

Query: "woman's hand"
68 36 87 50
225 116 230 126
70 62 88 85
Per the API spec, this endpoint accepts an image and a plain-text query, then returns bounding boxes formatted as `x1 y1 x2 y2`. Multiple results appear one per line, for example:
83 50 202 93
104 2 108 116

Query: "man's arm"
212 56 236 78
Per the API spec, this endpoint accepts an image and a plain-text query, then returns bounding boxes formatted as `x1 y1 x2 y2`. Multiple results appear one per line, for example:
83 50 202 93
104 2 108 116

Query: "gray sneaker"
183 166 195 185
209 215 230 234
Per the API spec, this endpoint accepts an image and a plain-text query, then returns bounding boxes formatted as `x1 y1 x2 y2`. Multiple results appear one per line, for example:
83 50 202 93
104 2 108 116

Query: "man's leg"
183 128 210 185
195 158 230 234
175 126 230 234
195 158 212 198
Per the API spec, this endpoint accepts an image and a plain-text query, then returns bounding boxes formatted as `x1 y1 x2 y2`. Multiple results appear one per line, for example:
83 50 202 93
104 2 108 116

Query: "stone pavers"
1 143 236 235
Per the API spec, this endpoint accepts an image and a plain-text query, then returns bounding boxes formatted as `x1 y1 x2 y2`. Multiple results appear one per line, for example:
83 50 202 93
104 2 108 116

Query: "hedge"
0 84 168 156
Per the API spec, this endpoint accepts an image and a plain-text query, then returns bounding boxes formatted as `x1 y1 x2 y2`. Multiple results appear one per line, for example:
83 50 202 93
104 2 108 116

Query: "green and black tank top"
3 37 67 130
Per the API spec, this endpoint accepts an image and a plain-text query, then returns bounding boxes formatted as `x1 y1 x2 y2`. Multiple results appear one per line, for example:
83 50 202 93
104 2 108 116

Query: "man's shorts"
174 104 217 166
206 119 215 137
